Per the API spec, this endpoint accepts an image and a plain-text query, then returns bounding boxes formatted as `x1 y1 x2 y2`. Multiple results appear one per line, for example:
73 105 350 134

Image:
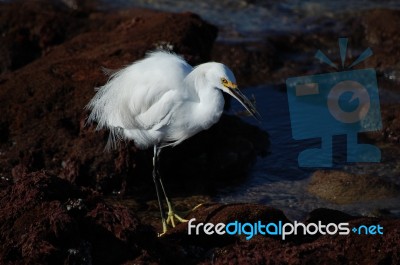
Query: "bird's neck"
185 67 224 130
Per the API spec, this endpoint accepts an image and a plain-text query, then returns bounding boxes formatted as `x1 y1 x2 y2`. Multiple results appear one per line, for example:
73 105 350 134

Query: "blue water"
219 86 400 219
102 0 400 41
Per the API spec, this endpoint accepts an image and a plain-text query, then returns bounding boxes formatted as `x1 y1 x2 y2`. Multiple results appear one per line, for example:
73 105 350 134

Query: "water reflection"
217 86 400 220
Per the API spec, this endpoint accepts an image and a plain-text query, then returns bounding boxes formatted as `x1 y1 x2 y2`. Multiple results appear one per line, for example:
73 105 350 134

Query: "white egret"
86 51 259 235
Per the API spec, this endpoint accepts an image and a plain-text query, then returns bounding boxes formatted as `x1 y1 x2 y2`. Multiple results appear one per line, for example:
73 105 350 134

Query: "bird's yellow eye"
221 77 238 89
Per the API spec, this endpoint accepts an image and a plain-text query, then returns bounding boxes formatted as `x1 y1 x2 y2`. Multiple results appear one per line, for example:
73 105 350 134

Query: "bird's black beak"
229 86 261 121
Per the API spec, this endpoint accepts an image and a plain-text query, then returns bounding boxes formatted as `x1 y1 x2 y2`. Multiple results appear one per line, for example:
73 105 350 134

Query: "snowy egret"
86 51 259 235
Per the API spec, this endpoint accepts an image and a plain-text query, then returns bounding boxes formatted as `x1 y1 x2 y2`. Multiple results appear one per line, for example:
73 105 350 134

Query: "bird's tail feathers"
105 127 124 151
101 66 119 76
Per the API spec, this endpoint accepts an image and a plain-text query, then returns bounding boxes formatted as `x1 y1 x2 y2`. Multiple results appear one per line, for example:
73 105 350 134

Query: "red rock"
0 170 155 264
160 205 400 265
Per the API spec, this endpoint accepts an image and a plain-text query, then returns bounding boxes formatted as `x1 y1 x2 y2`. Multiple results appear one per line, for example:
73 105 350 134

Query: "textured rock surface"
161 205 400 265
0 171 154 264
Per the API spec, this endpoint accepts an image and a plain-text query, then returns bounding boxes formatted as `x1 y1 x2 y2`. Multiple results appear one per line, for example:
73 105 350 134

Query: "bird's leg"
153 145 167 236
156 148 188 228
158 176 188 227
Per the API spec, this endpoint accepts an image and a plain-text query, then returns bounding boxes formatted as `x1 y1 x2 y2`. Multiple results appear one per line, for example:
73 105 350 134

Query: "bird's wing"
87 51 192 133
122 88 179 130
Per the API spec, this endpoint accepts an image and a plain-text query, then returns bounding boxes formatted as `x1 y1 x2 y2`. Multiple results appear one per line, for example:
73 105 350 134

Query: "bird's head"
206 63 260 120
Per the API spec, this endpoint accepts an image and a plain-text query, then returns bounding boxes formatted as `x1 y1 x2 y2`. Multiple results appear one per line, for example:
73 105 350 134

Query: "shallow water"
102 0 400 41
219 85 400 220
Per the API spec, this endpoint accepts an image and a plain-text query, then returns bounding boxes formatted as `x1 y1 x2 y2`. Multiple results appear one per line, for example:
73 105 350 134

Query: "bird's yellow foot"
157 219 168 237
158 202 189 237
166 211 188 227
166 201 188 228
191 203 203 212
165 202 206 227
157 203 206 236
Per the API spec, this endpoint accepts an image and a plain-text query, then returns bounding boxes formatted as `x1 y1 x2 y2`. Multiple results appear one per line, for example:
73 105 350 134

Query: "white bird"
86 51 259 235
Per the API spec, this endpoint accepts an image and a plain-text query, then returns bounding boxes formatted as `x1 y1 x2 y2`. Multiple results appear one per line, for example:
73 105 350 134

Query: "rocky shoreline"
1 171 399 264
1 1 400 264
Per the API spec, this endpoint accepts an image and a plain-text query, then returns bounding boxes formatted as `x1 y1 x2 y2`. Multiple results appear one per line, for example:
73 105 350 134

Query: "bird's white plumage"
87 51 241 149
86 51 260 234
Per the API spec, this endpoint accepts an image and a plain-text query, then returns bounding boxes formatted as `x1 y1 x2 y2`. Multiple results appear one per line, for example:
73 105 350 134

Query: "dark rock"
156 115 269 197
0 0 88 74
158 203 291 264
361 9 400 71
306 208 356 224
356 9 400 144
366 102 400 145
157 203 400 265
212 41 277 86
0 170 155 265
1 171 400 264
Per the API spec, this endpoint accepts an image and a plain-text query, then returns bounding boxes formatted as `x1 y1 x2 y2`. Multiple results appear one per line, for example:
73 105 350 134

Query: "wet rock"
159 203 400 265
378 103 400 144
340 13 400 148
207 217 400 265
1 171 399 264
305 208 356 224
307 170 400 204
159 203 291 264
168 203 289 237
212 41 277 86
60 157 81 184
0 170 155 264
352 9 400 144
361 9 400 71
